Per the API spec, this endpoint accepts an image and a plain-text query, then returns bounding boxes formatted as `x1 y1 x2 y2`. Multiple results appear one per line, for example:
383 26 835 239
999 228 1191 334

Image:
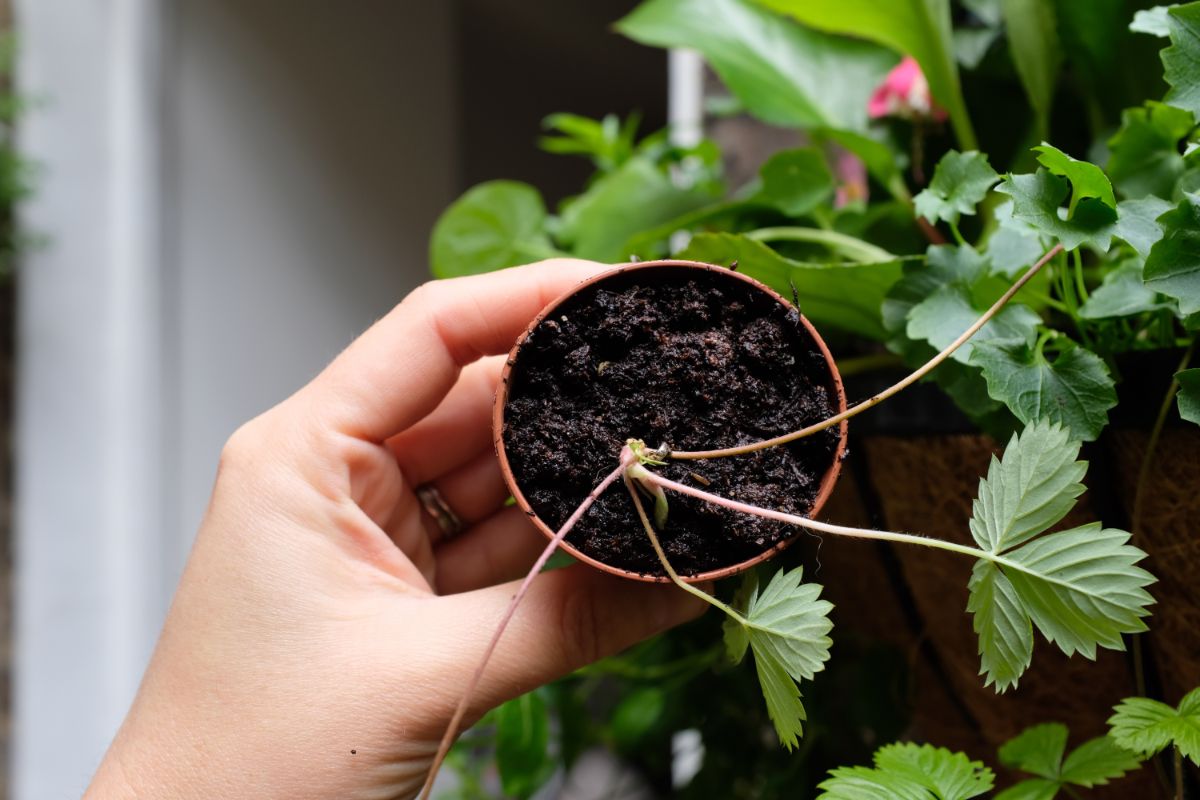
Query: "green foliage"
1178 367 1200 423
1001 0 1061 136
1131 6 1174 38
538 112 642 173
995 724 1142 799
818 743 994 799
1162 2 1200 119
754 0 978 149
616 0 897 131
723 567 834 749
997 170 1118 252
914 150 999 226
966 422 1155 690
758 148 835 216
1142 193 1200 319
495 691 553 798
1106 102 1195 198
429 181 560 278
906 284 1040 364
1109 686 1200 763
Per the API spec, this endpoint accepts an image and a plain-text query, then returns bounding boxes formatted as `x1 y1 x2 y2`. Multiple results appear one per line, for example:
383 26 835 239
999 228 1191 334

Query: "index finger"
305 258 610 442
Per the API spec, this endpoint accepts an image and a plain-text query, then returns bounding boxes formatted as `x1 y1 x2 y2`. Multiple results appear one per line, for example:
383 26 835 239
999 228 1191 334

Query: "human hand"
86 259 707 799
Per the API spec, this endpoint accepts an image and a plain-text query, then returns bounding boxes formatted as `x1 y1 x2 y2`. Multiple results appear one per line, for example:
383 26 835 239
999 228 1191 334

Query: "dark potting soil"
501 265 841 576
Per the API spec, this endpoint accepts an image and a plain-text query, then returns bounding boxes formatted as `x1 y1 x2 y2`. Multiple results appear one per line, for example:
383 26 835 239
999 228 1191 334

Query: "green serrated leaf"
882 244 989 333
1057 735 1143 786
759 148 835 216
906 283 1040 364
495 691 552 799
999 722 1069 778
997 170 1119 252
1004 523 1156 658
994 778 1061 800
677 232 907 339
616 0 897 132
1178 368 1200 424
723 571 756 664
986 200 1049 277
1106 102 1195 198
1131 6 1174 37
741 567 834 748
914 150 1000 226
1163 3 1200 119
819 743 994 800
430 181 561 278
968 420 1086 553
968 558 1034 691
973 340 1118 441
1079 262 1171 319
1114 196 1175 261
1109 687 1200 763
1032 144 1116 217
1143 193 1200 318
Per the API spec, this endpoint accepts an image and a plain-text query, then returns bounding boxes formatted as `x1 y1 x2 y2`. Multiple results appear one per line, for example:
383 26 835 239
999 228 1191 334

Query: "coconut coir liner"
501 267 840 576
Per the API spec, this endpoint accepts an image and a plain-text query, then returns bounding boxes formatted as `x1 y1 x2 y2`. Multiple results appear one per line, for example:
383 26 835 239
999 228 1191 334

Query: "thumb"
432 564 708 716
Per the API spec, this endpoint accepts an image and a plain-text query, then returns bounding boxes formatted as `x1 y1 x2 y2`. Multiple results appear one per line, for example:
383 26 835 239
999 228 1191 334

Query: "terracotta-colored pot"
493 259 849 583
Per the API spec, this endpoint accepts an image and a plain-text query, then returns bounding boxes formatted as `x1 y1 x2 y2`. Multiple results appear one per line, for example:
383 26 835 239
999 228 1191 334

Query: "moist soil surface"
501 265 841 576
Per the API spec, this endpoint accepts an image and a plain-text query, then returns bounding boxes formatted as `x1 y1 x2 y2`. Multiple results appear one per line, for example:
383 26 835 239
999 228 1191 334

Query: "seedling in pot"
417 246 1157 799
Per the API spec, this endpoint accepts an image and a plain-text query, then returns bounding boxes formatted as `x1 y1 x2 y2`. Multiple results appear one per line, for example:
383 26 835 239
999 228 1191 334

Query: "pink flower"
868 56 947 122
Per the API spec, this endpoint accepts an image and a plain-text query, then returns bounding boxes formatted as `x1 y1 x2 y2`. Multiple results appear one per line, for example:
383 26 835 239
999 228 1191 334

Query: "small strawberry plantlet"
1110 687 1200 800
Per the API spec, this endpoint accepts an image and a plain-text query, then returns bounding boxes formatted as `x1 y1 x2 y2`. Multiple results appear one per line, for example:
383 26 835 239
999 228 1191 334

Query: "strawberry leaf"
819 743 994 800
914 150 1000 226
996 723 1142 798
1109 687 1200 764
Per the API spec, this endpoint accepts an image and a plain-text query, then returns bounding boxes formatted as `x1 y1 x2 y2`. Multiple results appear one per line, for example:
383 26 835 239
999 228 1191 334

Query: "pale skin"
85 259 706 800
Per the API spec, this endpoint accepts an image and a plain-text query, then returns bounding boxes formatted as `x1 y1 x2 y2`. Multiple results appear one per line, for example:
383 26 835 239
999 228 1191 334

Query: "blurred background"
9 2 667 796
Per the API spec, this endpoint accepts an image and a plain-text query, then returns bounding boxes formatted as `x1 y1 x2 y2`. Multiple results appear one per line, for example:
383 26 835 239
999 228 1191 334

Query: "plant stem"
623 473 744 622
670 244 1064 461
1175 746 1183 800
949 221 966 246
745 226 896 264
1072 248 1090 303
419 454 635 800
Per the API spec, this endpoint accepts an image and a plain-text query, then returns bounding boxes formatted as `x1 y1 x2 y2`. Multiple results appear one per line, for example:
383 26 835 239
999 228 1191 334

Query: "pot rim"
493 259 849 584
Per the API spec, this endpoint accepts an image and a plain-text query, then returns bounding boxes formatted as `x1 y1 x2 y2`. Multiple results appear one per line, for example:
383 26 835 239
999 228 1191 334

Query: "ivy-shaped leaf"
818 743 994 800
725 567 834 749
1109 687 1200 764
996 170 1119 252
906 283 1040 364
965 421 1155 690
430 181 561 278
1162 3 1200 119
1143 193 1200 318
914 150 1000 226
758 148 836 216
985 199 1049 277
1106 102 1195 198
995 723 1142 799
1079 262 1173 319
1114 195 1175 261
1032 144 1117 218
973 339 1118 441
1178 368 1200 424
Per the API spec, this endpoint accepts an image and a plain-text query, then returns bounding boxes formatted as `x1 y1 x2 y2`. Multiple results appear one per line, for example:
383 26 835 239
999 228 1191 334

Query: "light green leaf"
759 148 835 216
1001 0 1061 136
819 743 994 800
968 420 1086 553
1106 102 1195 198
1143 193 1200 318
1032 144 1117 217
1058 735 1144 786
1004 523 1156 658
738 566 834 748
1079 262 1171 319
753 0 979 150
1114 195 1175 261
882 245 988 334
677 232 906 340
994 778 1060 800
723 570 755 664
430 181 561 278
999 722 1069 778
495 691 552 799
616 0 897 132
1163 3 1200 119
974 340 1117 441
914 150 1000 226
906 283 1040 364
1109 687 1200 763
1131 6 1174 37
609 686 666 748
968 560 1033 691
1178 368 1200 424
996 170 1119 252
986 200 1048 277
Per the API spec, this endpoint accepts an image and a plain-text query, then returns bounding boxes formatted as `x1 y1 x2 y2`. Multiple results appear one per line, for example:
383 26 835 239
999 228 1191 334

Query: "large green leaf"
973 340 1118 441
1109 687 1200 764
1106 102 1196 198
914 150 1000 226
996 723 1142 798
985 200 1049 277
678 232 906 340
1079 262 1172 319
1114 195 1175 261
495 691 552 799
726 567 833 749
759 148 835 216
996 170 1119 252
819 743 994 800
555 156 717 262
967 561 1033 692
754 0 979 149
906 283 1040 364
1032 144 1116 217
999 723 1069 779
1001 0 1061 137
430 181 561 278
1163 3 1200 119
1178 368 1200 424
1143 193 1200 318
616 0 897 132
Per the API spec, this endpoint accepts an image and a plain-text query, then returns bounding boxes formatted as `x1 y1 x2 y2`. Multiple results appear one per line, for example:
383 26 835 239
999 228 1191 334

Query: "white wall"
14 1 455 796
